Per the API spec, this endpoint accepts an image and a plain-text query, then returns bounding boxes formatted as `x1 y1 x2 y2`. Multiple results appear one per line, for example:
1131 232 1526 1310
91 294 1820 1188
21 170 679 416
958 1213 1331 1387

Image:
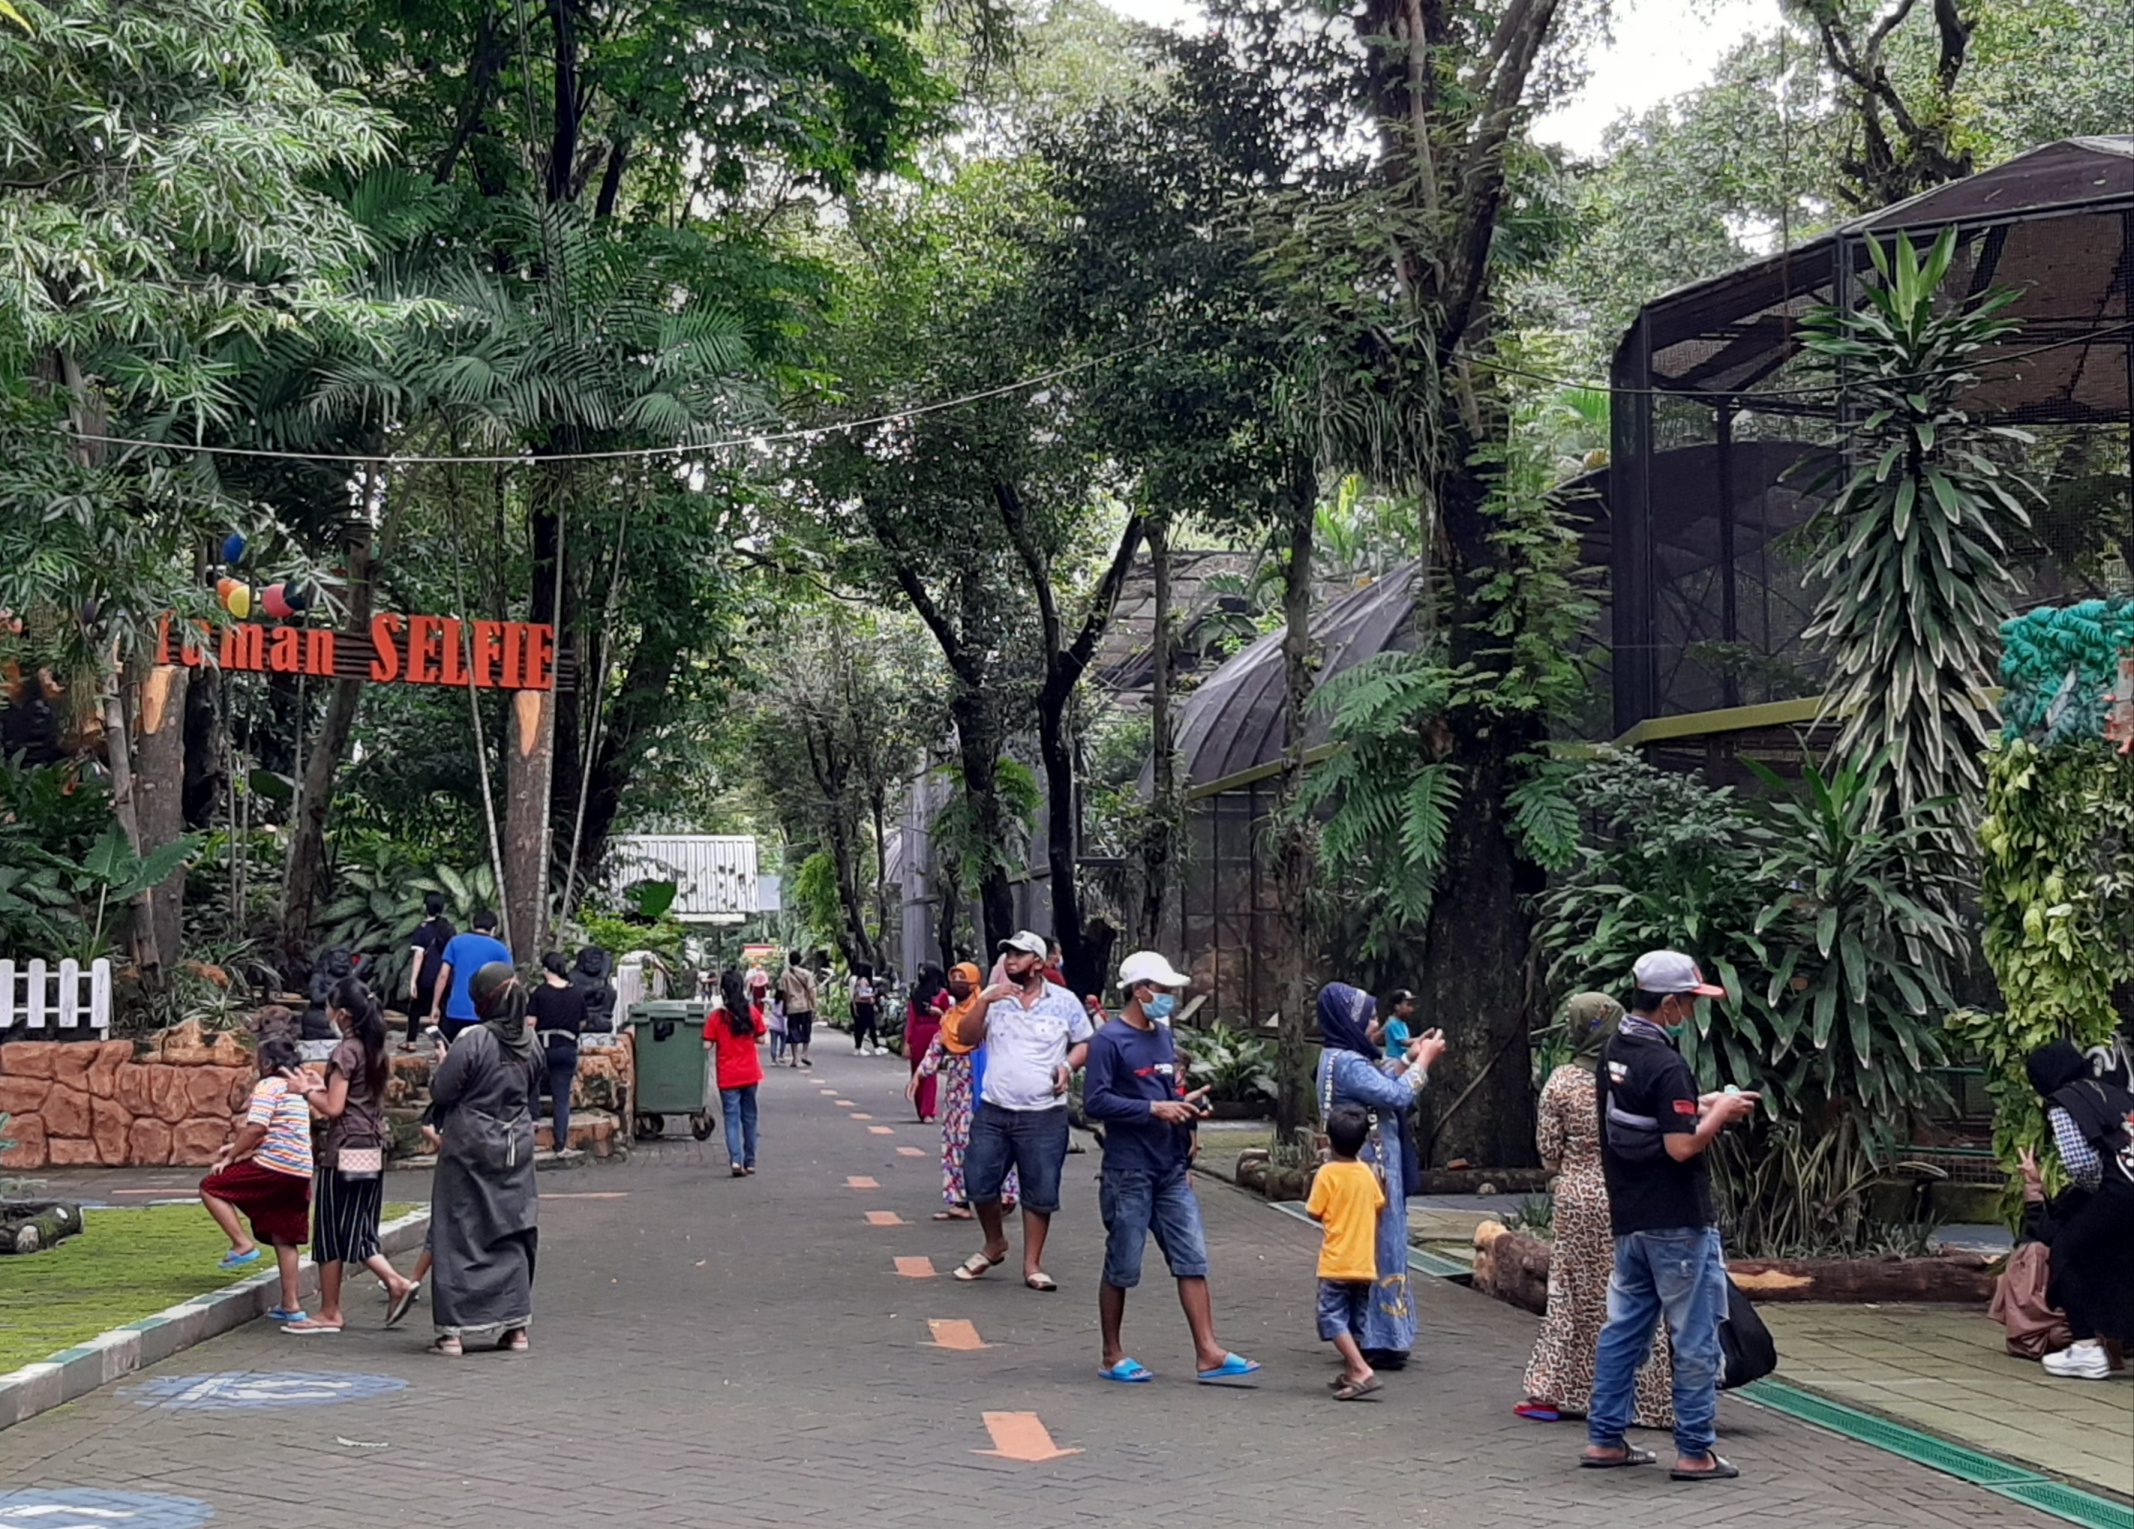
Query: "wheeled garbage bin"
624 999 713 1140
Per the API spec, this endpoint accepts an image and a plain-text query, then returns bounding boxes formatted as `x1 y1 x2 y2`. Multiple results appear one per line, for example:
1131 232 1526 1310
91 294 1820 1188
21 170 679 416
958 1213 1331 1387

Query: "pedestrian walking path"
1762 1303 2133 1497
0 1052 2096 1528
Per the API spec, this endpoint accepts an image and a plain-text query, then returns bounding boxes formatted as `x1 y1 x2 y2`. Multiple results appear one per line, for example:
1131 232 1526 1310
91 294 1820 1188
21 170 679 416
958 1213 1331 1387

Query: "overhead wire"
53 343 1157 468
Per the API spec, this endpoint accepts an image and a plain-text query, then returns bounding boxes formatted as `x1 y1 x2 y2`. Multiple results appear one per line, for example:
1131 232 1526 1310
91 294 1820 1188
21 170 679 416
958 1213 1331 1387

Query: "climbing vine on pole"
1951 600 2134 1189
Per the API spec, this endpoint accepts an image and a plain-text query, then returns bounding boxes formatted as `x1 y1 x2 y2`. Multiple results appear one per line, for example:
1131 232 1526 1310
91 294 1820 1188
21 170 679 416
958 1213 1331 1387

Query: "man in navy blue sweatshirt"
1083 950 1261 1385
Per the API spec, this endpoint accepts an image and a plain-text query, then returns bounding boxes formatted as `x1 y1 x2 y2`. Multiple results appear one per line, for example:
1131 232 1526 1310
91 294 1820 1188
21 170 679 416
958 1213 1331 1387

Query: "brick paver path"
2 1052 2073 1527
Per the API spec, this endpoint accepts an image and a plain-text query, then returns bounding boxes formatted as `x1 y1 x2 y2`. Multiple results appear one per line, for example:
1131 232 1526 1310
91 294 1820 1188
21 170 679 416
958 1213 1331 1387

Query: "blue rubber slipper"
1100 1358 1154 1383
266 1306 306 1323
1196 1353 1262 1383
218 1248 261 1270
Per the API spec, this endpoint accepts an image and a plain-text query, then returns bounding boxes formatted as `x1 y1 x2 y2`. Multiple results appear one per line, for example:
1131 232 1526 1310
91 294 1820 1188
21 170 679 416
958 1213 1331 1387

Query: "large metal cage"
1609 136 2134 766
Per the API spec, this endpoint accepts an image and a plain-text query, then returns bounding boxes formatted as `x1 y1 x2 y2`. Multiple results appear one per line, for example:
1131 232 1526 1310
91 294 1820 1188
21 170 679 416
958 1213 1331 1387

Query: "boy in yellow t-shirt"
1305 1104 1386 1400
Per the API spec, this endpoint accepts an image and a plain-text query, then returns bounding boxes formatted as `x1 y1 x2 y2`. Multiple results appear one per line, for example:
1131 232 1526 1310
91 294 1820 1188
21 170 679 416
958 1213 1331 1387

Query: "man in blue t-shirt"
1082 950 1260 1385
429 909 513 1043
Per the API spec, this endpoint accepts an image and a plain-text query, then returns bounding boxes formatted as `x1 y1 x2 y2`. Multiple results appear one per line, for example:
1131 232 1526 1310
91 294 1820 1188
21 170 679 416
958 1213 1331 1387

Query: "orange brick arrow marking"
835 1098 857 1106
845 1176 880 1189
820 1088 838 1095
866 1210 907 1225
926 1319 990 1350
850 1112 874 1120
975 1412 1080 1461
895 1256 937 1278
869 1125 895 1135
896 1146 926 1157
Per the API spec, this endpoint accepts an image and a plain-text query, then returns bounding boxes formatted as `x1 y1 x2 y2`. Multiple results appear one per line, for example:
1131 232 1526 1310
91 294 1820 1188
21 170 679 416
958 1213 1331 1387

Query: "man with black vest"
1580 951 1759 1483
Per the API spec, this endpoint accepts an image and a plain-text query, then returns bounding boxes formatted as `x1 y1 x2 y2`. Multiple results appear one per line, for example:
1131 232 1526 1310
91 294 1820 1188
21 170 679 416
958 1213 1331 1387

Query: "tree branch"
992 479 1063 670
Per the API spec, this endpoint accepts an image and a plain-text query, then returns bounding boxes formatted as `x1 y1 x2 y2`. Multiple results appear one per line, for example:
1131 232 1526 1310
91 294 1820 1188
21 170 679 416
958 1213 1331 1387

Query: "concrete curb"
0 1206 430 1433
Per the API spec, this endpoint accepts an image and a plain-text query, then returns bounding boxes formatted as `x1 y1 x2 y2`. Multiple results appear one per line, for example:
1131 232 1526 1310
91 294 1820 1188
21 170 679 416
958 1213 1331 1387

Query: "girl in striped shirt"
198 1036 314 1324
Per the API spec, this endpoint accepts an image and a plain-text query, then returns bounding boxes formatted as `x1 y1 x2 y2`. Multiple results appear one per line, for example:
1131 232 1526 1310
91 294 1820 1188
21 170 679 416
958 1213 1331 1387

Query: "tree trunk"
1271 471 1318 1142
871 789 892 966
181 663 224 831
1142 518 1175 949
1417 466 1542 1169
1037 697 1091 995
951 692 1014 950
133 663 189 976
279 536 376 973
572 625 681 884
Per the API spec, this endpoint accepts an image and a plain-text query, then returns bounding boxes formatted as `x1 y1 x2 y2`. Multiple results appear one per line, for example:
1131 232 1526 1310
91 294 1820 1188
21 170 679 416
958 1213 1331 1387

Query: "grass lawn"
0 1202 414 1373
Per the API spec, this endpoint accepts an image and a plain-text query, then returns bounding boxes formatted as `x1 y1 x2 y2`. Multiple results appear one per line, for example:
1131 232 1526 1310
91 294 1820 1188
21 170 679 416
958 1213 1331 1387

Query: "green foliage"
1958 734 2134 1196
791 851 847 956
1708 1116 1935 1259
1799 227 2036 832
1540 748 1960 1130
574 910 686 979
1182 1024 1278 1104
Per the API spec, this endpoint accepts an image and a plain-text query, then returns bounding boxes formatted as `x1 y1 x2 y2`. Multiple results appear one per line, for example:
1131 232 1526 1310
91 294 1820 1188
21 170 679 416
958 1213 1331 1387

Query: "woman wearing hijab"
425 960 541 1356
2025 1040 2134 1380
1314 981 1445 1368
905 964 949 1122
1517 994 1674 1424
908 962 1017 1220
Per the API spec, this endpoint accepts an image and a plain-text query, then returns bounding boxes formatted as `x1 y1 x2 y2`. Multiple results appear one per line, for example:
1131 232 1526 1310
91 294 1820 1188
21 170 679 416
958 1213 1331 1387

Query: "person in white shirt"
950 930 1092 1292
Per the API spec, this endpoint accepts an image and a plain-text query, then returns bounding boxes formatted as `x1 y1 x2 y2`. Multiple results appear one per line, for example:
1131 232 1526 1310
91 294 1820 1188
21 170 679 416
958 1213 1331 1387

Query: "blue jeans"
964 1103 1068 1214
1588 1226 1727 1459
1098 1166 1209 1288
719 1084 759 1168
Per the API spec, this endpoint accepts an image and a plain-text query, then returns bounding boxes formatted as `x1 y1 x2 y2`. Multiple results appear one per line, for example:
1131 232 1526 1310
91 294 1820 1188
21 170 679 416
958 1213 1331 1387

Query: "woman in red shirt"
703 967 767 1177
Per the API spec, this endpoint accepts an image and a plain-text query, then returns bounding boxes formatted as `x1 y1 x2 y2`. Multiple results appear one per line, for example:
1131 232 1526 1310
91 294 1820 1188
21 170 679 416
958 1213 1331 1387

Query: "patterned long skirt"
936 1051 1015 1208
1522 1162 1674 1427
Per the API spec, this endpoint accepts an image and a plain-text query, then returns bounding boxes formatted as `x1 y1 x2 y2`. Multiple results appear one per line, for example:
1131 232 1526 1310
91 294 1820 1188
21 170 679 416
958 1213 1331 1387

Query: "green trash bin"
624 999 713 1141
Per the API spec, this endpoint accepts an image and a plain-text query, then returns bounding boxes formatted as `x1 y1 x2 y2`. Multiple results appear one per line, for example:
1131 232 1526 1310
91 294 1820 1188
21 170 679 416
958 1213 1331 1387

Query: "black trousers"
852 1004 878 1048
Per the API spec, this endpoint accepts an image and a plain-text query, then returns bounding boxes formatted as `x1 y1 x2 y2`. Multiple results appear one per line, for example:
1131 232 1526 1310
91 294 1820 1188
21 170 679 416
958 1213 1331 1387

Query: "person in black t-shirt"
1580 951 1759 1484
403 894 456 1049
530 952 589 1154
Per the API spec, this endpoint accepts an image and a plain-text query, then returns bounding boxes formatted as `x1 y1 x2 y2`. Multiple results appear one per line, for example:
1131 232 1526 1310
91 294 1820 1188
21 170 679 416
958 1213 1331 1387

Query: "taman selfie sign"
158 612 558 690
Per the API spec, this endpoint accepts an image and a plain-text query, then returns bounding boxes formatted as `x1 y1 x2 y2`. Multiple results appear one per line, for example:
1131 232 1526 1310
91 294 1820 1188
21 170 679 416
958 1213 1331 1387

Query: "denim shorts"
964 1102 1068 1214
1315 1279 1372 1342
1098 1165 1209 1288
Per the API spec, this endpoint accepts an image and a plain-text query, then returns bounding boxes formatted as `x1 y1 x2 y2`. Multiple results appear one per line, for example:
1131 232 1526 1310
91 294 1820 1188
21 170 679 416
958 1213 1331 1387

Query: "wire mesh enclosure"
1609 137 2134 762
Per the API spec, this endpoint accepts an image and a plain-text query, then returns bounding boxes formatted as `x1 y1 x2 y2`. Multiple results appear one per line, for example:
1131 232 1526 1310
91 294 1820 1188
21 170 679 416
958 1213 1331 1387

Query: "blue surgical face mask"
1144 992 1177 1021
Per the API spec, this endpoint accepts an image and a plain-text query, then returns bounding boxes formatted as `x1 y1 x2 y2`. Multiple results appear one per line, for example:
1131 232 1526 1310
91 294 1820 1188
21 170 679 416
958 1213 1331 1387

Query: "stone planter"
0 1198 85 1254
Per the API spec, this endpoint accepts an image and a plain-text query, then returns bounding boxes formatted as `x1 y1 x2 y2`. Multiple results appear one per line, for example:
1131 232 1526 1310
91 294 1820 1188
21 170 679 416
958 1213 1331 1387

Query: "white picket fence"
0 958 113 1031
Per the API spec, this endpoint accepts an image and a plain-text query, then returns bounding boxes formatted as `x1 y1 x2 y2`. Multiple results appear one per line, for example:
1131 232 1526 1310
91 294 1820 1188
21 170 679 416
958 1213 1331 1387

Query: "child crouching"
1306 1104 1385 1400
198 1035 314 1323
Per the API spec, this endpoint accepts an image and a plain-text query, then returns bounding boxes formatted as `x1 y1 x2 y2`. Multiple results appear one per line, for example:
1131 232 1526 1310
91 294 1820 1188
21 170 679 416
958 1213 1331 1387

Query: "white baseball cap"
1118 950 1191 990
996 930 1049 959
1633 950 1727 998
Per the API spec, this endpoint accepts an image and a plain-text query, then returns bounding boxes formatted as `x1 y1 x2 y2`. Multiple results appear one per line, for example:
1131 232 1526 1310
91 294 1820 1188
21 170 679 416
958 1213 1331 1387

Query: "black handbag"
1717 1274 1778 1389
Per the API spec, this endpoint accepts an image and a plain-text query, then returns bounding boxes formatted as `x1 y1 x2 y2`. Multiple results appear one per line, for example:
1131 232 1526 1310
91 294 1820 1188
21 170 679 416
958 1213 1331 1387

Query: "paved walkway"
0 1051 2089 1527
1763 1303 2133 1496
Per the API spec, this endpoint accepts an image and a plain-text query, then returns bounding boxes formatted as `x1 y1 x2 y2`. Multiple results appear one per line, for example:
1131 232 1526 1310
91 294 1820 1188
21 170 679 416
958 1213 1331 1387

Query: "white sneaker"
2042 1341 2111 1380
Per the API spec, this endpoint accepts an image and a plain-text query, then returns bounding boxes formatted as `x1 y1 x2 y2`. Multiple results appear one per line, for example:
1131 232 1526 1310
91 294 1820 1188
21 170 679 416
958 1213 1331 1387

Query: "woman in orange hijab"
907 962 1017 1220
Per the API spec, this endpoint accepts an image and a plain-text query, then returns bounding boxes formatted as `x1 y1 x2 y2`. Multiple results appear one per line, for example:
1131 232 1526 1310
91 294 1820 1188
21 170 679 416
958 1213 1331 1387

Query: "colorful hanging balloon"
216 578 252 619
221 531 246 565
261 583 293 620
283 581 312 612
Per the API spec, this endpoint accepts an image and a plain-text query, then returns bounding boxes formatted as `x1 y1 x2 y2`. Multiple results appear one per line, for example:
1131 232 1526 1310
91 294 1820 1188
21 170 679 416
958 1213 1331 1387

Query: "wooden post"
132 663 190 973
504 686 555 958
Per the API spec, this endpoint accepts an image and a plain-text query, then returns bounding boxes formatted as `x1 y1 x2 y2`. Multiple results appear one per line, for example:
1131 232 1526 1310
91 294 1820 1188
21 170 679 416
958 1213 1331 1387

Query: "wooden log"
1471 1223 1552 1315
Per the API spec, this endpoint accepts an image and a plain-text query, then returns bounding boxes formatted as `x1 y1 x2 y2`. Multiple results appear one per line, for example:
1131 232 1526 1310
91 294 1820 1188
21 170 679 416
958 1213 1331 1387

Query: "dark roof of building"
1621 136 2134 423
1166 560 1424 789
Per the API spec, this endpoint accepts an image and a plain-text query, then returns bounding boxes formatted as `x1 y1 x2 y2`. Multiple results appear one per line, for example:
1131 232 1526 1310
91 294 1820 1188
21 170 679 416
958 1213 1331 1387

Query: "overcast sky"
1097 0 1787 158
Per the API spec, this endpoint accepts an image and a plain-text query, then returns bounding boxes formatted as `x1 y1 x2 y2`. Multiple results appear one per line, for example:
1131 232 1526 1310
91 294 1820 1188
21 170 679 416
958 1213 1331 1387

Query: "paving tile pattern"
0 1053 2082 1527
1762 1303 2133 1496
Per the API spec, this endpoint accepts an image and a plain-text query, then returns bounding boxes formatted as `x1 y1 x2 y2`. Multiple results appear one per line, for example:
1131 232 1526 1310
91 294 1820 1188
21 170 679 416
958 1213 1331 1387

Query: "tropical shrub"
1182 1024 1278 1104
1540 748 1962 1130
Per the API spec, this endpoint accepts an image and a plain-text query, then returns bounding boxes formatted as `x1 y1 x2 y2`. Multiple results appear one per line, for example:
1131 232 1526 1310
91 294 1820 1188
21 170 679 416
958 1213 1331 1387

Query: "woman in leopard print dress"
1519 993 1674 1427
